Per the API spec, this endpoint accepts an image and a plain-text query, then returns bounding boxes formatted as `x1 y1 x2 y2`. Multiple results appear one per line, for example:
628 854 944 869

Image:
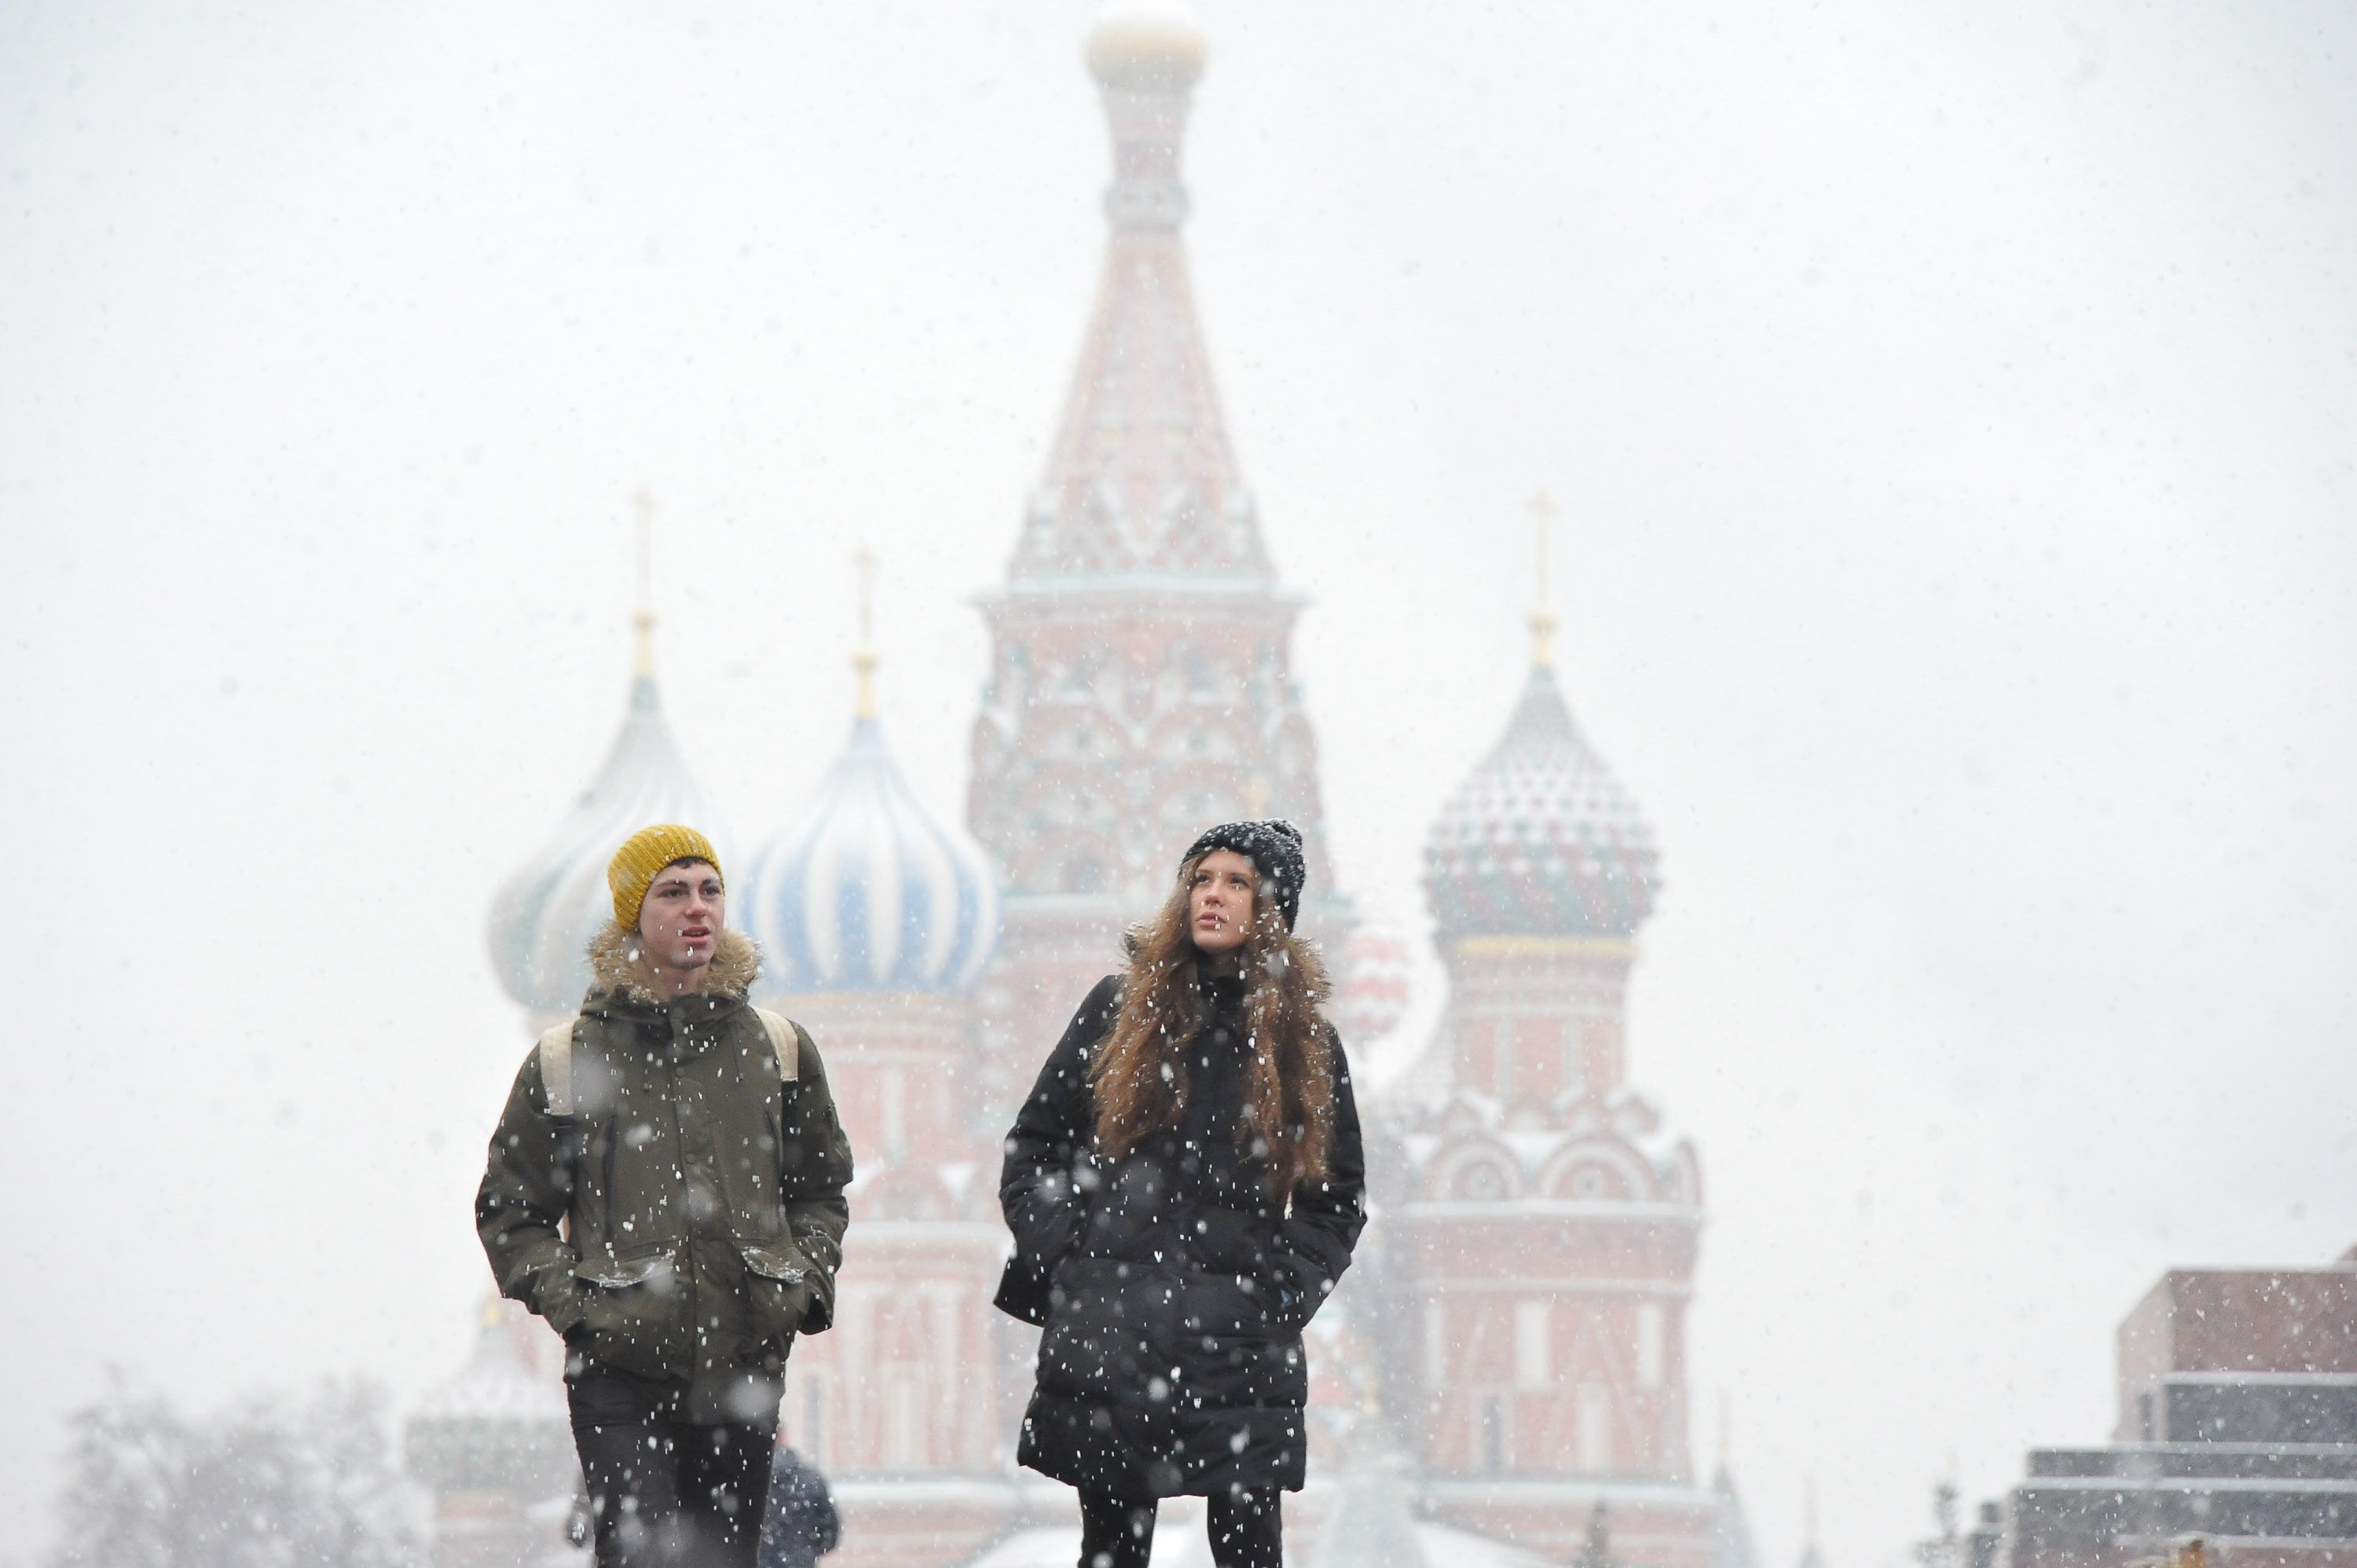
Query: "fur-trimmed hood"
586 921 761 1008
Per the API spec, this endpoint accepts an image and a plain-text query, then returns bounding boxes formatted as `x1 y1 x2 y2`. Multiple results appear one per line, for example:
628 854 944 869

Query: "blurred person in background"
757 1436 840 1568
479 824 855 1567
995 820 1367 1568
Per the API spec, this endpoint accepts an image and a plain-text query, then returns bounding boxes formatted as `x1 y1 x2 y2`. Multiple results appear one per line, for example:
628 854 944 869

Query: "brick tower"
744 617 1011 1568
966 2 1342 1119
1381 539 1736 1566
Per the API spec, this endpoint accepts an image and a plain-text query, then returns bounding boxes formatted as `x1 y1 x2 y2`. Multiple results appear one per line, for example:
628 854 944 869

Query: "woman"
995 820 1367 1568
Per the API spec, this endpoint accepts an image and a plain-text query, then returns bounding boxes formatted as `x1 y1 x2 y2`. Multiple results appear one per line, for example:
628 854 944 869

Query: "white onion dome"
746 714 1001 994
1423 663 1659 940
486 672 731 1019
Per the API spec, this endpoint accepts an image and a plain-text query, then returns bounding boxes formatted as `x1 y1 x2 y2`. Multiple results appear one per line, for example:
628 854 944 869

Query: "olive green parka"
476 925 853 1423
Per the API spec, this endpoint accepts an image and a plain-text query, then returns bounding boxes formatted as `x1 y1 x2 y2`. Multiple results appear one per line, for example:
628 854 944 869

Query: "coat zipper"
601 1114 618 1247
665 1049 699 1371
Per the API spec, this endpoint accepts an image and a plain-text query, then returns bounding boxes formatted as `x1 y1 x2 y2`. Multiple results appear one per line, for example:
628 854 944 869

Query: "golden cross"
853 546 876 648
631 489 658 677
1527 489 1559 669
852 546 879 719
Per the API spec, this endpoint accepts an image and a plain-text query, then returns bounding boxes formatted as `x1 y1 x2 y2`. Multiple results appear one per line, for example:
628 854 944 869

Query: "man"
478 824 854 1568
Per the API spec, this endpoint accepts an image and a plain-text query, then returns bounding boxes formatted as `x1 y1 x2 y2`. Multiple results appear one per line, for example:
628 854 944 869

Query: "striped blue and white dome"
747 715 1000 994
486 670 732 1021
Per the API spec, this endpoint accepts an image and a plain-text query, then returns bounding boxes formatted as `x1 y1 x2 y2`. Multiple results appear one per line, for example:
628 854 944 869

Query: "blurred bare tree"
1914 1478 1964 1568
45 1375 422 1568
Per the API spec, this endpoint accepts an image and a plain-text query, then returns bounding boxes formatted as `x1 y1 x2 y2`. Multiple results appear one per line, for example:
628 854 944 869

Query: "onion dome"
746 632 1000 994
486 631 730 1021
1423 660 1659 941
404 1298 572 1497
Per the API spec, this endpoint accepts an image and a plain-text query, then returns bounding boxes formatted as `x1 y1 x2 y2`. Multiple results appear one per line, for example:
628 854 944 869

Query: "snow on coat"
996 970 1367 1497
477 925 855 1424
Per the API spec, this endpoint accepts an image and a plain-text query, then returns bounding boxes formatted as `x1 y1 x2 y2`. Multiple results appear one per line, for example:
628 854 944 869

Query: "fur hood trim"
587 922 761 1006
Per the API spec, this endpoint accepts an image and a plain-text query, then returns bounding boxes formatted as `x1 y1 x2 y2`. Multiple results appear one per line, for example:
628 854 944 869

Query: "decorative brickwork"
435 12 1758 1568
1377 651 1734 1568
965 5 1340 1127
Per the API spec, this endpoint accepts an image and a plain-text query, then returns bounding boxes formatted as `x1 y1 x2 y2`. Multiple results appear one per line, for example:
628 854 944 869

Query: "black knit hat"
1182 819 1307 931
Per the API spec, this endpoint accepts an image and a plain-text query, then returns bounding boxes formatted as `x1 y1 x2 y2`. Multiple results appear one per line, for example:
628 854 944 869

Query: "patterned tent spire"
968 0 1340 1130
1006 2 1271 582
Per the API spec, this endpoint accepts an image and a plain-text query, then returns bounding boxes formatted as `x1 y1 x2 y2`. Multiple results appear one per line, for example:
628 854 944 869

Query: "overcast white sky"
4 2 2355 1564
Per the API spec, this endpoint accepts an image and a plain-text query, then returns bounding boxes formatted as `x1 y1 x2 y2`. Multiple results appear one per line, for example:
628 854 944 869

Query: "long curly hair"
1087 852 1337 1196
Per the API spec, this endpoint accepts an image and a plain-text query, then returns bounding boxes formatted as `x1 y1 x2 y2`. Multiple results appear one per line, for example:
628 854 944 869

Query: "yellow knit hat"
608 824 723 930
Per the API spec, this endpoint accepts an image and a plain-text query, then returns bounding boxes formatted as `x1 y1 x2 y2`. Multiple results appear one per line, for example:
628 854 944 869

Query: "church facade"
410 9 1751 1568
1376 650 1730 1566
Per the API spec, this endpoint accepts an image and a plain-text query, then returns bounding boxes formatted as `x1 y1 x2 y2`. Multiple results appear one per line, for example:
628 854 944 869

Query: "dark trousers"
1079 1488 1282 1568
568 1368 777 1568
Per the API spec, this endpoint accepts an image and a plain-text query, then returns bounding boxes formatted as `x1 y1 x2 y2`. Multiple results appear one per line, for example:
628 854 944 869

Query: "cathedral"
406 9 1756 1568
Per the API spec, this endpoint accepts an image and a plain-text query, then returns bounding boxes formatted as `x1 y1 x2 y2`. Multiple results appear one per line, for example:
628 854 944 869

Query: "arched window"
1634 1302 1666 1389
1542 1148 1644 1202
1577 1383 1611 1472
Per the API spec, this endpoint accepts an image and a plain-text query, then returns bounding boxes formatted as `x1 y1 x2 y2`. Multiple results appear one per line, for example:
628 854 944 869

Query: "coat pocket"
738 1241 815 1342
570 1245 683 1378
1007 1164 1087 1269
1037 1257 1176 1405
574 1247 677 1290
1186 1203 1292 1324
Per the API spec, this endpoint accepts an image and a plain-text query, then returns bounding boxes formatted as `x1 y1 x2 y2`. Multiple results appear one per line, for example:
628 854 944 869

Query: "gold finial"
1528 489 1558 669
479 1291 504 1331
1244 776 1270 819
632 489 657 678
852 546 878 720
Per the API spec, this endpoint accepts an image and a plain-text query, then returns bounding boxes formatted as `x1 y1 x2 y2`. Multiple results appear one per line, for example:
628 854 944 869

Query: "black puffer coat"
995 971 1366 1498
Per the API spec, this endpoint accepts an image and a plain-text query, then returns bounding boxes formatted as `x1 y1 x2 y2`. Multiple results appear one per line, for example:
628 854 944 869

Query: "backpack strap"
536 1019 579 1116
539 1010 794 1110
752 1007 801 1083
